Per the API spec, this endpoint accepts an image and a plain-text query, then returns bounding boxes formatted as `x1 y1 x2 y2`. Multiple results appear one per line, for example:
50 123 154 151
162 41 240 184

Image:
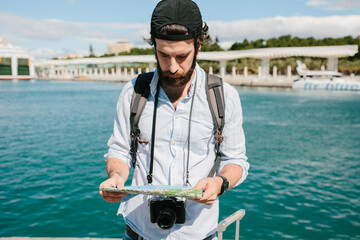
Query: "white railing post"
258 66 262 79
217 209 245 240
287 65 291 79
273 66 277 78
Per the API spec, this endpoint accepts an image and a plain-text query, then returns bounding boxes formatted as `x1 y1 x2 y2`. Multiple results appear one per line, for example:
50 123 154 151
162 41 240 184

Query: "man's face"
155 38 198 88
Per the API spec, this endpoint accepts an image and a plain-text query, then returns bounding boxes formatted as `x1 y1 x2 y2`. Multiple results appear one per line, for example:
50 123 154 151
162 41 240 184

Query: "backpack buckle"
215 129 223 144
131 131 149 144
131 132 136 141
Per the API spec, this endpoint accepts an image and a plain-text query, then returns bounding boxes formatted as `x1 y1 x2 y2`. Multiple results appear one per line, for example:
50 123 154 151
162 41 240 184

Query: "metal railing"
217 209 246 240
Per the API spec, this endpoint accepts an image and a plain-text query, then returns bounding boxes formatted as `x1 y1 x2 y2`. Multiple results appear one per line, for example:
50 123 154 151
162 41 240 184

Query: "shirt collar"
150 69 159 97
150 64 200 98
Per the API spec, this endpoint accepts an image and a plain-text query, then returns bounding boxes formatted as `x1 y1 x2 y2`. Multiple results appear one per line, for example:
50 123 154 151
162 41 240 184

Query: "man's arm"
192 83 249 205
99 157 130 203
192 164 243 205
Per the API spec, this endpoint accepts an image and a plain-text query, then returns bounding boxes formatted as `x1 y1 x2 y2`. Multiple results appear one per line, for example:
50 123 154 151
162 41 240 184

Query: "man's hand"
190 164 243 205
191 177 223 205
100 157 130 203
99 173 127 203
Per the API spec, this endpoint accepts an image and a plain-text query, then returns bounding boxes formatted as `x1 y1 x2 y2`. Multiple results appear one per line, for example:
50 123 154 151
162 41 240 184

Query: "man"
99 0 249 239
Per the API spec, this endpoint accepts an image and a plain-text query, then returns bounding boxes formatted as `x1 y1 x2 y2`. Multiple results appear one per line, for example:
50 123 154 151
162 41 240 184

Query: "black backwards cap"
151 0 203 41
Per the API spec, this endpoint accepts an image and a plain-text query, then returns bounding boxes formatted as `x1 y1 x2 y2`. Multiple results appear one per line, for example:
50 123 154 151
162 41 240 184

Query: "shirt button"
175 115 179 119
172 141 176 145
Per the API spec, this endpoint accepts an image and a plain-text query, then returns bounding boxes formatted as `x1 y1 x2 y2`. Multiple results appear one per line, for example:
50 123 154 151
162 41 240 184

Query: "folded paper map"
100 185 203 199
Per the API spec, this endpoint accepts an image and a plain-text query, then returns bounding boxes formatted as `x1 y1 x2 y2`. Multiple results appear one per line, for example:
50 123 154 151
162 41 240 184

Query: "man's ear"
196 45 201 55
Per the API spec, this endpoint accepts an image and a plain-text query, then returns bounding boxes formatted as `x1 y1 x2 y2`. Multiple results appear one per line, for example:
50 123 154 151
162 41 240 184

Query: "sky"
0 0 360 60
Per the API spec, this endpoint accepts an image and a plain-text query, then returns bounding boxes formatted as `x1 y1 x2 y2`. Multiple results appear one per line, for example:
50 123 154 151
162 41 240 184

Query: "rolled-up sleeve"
218 83 250 187
104 80 135 169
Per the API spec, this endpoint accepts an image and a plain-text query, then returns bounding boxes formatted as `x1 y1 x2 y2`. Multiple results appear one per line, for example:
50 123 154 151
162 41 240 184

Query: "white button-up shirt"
105 64 249 240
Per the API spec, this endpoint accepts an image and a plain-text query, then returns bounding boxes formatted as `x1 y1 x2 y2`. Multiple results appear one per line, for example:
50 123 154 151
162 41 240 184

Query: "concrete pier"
34 72 297 88
225 76 295 88
34 73 360 89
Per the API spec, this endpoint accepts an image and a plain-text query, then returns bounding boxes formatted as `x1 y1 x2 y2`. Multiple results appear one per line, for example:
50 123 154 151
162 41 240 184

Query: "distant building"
58 52 83 60
64 52 83 59
0 36 34 80
107 40 133 55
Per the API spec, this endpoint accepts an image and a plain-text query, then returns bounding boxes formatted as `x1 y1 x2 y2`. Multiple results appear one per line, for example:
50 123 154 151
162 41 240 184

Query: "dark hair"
146 22 209 50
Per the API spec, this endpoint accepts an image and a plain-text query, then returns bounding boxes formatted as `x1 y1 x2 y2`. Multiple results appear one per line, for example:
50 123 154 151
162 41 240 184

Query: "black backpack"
129 72 225 179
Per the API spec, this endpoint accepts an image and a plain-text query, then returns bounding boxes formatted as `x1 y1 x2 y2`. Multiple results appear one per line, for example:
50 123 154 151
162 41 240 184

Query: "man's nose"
169 57 179 74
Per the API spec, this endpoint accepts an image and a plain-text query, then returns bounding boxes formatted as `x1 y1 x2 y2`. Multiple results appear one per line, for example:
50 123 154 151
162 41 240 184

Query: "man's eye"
177 55 187 60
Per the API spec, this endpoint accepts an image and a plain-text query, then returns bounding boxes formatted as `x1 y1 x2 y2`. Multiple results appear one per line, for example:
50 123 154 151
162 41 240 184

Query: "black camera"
149 197 186 229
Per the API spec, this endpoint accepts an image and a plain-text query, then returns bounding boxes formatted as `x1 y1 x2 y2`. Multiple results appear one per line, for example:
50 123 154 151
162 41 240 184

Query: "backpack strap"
129 72 154 168
206 73 225 177
129 72 226 177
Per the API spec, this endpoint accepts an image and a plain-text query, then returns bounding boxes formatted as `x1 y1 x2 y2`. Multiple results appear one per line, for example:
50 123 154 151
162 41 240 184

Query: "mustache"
161 71 186 78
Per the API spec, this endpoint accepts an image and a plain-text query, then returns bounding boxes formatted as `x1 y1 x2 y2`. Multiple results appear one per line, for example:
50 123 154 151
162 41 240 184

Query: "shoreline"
3 75 360 90
0 238 122 240
16 75 297 88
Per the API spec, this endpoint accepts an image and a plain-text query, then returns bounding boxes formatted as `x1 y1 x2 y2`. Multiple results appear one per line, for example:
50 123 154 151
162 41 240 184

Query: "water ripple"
1 81 359 239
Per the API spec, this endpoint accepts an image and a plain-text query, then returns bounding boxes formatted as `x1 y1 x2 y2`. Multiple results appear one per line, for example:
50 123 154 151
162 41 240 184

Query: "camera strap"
147 79 197 185
147 82 160 184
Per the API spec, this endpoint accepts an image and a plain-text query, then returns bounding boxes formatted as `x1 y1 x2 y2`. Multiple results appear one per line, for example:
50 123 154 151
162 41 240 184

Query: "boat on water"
292 60 360 91
0 36 34 80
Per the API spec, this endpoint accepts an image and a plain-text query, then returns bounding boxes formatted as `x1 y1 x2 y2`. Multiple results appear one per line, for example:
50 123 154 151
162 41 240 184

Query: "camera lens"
157 208 177 229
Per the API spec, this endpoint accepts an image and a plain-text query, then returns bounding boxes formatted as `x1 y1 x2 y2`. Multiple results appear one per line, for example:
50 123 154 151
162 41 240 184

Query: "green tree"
118 48 155 55
229 38 249 50
89 44 95 57
201 35 224 52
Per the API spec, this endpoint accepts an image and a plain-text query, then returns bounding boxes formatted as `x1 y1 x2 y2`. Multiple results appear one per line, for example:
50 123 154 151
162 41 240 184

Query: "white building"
35 45 358 86
107 40 134 55
0 36 34 80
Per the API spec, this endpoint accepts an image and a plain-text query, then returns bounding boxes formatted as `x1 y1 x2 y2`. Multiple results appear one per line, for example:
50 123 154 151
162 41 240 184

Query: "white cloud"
0 11 149 43
306 0 360 10
208 15 360 46
29 47 104 60
1 11 359 59
0 11 151 59
29 48 67 60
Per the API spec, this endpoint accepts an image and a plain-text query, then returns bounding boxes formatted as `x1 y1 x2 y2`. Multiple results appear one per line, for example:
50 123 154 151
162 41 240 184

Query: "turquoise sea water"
0 80 359 239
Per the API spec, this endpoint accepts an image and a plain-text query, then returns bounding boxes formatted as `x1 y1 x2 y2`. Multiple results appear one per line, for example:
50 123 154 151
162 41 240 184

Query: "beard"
157 54 197 88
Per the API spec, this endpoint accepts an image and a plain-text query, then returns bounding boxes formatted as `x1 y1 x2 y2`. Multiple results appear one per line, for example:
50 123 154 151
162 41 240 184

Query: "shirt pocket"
190 120 214 157
136 139 151 170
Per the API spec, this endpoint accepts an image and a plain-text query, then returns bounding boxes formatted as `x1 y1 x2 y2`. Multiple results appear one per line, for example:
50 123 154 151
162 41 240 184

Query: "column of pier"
11 57 18 78
205 61 293 84
327 57 338 71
